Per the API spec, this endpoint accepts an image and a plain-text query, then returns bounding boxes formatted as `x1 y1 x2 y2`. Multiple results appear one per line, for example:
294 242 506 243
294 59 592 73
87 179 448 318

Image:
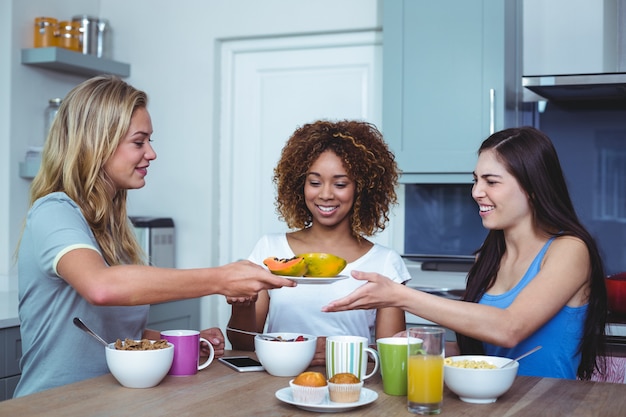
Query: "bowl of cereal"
105 338 174 388
254 333 317 377
444 355 518 403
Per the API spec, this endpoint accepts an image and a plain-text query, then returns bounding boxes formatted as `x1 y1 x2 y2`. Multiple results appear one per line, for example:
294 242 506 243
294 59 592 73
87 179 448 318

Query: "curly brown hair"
274 120 401 238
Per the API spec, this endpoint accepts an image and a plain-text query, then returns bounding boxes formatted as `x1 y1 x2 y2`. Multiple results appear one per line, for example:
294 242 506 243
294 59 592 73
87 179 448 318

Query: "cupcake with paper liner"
327 372 363 403
289 371 328 404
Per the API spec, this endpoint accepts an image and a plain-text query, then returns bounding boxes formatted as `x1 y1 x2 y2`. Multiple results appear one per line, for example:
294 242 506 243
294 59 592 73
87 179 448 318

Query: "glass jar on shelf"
44 98 62 142
33 17 58 48
58 21 81 52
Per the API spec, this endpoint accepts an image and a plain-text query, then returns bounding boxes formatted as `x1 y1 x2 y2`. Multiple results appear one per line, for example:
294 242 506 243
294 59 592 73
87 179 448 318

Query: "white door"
214 31 393 332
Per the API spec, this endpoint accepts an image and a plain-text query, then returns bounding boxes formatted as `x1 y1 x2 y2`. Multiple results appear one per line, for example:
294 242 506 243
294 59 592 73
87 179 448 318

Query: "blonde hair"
29 75 148 266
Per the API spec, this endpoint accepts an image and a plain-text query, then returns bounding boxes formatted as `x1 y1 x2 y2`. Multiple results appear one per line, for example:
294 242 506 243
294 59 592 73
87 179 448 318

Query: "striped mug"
326 335 379 380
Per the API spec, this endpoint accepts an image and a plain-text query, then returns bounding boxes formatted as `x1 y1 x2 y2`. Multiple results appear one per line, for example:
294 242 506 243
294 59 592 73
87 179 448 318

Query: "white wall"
101 0 381 329
0 0 13 290
1 0 102 291
3 0 382 328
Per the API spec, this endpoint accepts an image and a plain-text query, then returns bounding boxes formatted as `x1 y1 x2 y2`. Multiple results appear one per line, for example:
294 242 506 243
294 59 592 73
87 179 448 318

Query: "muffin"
328 373 363 403
290 371 328 404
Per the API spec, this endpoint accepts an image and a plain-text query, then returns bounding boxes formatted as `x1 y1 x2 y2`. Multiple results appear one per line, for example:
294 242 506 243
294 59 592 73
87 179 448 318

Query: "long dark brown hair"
456 126 607 380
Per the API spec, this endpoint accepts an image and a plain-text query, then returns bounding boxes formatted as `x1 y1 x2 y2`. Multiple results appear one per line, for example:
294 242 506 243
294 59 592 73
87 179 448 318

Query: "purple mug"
161 330 214 376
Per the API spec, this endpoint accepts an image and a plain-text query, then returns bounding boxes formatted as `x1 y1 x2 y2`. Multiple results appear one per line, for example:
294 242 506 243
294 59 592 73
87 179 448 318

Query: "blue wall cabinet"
383 0 523 183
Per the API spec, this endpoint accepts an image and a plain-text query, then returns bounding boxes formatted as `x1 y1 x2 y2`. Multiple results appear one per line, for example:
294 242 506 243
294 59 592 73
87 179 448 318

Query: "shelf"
19 161 40 179
21 47 130 78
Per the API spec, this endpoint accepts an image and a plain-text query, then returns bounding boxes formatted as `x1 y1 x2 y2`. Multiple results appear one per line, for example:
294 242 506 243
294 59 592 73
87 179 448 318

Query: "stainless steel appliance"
129 217 199 330
130 217 175 268
522 0 626 103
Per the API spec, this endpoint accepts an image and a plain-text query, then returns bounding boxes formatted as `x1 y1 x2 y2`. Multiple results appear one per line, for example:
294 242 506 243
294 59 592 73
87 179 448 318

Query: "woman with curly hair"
14 75 293 397
227 120 410 365
323 126 607 380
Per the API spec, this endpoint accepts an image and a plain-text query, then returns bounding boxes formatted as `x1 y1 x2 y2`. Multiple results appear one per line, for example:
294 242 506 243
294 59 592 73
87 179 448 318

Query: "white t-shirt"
248 233 411 343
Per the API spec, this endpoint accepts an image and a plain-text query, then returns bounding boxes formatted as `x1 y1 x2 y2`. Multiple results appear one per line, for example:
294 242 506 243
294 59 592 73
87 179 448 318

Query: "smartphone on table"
218 356 265 372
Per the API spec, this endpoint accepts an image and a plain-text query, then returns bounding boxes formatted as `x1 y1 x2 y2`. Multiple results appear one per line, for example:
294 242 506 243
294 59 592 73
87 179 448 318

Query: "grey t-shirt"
14 192 149 398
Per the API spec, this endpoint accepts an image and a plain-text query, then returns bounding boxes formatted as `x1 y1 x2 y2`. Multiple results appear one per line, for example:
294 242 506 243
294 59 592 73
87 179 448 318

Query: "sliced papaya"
263 256 308 276
296 253 347 277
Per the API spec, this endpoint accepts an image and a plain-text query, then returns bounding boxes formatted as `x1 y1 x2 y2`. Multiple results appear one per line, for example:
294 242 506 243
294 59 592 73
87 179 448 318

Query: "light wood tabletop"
2 350 626 416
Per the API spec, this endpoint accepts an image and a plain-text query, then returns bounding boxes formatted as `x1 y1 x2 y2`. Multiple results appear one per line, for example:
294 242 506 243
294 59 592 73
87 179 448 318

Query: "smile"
479 205 494 213
317 205 338 213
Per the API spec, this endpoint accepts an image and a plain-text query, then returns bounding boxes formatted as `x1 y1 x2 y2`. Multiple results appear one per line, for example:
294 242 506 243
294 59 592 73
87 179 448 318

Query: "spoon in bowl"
73 317 109 347
226 327 287 341
501 345 542 368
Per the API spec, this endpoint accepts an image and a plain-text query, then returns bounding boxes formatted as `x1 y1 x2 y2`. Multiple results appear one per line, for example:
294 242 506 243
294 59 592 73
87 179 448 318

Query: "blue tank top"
479 237 587 379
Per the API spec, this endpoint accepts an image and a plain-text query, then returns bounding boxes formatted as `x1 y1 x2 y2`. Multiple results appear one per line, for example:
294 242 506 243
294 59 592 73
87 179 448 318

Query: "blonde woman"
14 75 293 397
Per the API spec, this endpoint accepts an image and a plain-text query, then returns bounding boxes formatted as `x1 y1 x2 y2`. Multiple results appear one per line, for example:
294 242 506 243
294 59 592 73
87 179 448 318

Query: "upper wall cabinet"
383 0 523 183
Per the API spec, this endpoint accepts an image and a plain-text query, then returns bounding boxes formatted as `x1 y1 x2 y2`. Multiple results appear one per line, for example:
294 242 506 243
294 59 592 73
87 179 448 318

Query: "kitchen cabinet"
383 0 523 183
0 326 21 401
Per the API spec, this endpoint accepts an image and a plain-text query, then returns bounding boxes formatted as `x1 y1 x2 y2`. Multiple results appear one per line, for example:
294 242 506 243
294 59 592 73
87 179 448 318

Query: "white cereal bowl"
444 355 518 403
254 333 317 377
105 341 174 388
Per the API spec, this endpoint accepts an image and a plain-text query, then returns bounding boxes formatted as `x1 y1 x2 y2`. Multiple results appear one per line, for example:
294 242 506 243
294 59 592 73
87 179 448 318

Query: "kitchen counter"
404 260 626 337
0 291 19 328
1 350 625 416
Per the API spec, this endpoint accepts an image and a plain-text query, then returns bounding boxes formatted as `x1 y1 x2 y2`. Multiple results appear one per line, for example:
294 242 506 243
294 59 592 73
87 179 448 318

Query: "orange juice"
408 354 444 404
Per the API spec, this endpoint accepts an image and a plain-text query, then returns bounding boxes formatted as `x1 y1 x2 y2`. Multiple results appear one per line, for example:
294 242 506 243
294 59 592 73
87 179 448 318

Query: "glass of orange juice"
407 326 445 414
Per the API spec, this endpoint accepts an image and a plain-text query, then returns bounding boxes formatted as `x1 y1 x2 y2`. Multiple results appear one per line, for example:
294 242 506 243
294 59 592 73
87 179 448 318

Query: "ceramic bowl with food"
444 355 518 403
105 339 174 388
254 332 317 377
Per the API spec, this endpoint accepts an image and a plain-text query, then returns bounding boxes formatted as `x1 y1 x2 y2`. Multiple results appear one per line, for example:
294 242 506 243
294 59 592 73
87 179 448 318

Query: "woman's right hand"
218 260 295 298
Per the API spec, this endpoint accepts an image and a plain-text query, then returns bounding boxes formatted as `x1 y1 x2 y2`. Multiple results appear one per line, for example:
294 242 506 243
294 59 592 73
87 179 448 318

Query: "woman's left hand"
200 327 225 358
322 270 402 312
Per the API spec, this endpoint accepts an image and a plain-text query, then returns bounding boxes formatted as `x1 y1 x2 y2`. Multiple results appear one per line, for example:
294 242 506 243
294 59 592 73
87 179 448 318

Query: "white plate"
275 387 378 413
286 275 349 285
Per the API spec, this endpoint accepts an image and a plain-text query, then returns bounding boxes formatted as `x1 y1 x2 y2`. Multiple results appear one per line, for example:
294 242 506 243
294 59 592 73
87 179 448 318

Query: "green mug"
376 336 423 396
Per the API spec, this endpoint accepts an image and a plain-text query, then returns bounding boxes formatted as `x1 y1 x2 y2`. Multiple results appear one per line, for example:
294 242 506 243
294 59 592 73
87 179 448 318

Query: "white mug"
326 335 379 380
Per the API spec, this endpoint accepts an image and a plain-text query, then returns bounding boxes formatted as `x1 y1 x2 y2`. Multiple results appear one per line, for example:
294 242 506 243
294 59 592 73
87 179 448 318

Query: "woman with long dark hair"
323 126 607 380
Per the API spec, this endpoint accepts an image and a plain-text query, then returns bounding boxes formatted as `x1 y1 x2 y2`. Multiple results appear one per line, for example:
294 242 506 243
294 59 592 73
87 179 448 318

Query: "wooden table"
2 350 626 416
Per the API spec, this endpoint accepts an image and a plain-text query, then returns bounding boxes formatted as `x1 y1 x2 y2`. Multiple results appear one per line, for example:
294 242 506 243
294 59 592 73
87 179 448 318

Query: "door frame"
212 31 403 334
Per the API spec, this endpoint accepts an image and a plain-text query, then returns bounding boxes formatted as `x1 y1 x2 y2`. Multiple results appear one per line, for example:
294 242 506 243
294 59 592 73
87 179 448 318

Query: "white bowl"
254 333 317 377
444 355 518 403
105 341 174 388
